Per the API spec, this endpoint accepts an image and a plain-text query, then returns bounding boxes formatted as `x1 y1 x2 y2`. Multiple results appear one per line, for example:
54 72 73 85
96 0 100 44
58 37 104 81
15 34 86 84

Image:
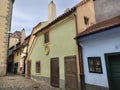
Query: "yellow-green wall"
30 16 76 80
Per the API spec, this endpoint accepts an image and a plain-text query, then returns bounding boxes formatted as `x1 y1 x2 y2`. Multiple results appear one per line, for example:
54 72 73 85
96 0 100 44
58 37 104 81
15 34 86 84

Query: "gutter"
74 14 86 90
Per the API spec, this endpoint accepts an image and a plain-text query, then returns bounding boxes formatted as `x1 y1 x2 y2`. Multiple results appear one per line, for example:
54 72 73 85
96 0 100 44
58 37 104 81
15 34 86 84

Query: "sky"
11 0 81 36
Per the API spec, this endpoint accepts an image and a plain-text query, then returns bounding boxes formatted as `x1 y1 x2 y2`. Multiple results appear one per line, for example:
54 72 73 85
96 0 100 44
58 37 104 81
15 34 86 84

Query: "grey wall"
94 0 120 22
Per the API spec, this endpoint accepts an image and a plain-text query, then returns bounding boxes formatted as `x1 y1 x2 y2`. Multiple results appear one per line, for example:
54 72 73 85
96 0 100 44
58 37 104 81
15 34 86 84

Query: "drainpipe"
74 14 86 90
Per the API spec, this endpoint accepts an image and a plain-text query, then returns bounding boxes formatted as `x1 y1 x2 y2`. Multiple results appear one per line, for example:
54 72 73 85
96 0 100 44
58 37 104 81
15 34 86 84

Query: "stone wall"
0 0 14 76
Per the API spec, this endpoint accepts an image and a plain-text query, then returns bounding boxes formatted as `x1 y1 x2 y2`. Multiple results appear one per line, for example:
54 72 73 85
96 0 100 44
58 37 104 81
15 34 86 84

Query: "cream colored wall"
76 0 96 33
0 0 13 76
21 46 27 57
9 37 19 48
14 50 20 64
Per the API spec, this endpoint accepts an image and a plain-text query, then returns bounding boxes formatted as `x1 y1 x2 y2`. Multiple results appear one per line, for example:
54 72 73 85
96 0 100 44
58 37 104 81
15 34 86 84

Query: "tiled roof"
10 31 21 39
34 0 90 35
22 35 30 46
75 16 120 39
9 46 14 50
14 42 21 51
34 7 76 35
15 31 21 37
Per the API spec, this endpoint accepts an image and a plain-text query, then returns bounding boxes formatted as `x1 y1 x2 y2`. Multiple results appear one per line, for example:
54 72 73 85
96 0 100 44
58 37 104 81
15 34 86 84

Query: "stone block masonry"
0 0 14 76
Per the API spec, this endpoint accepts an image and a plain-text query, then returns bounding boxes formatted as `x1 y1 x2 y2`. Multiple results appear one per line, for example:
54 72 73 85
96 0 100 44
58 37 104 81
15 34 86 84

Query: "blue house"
75 16 120 90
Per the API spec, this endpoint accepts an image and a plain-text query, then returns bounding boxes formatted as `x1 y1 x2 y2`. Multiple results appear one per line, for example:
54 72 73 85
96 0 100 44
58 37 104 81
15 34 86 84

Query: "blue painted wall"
78 26 120 87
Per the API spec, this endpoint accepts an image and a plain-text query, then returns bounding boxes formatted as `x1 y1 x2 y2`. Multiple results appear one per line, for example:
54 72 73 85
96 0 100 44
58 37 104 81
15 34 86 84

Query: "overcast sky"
11 0 81 36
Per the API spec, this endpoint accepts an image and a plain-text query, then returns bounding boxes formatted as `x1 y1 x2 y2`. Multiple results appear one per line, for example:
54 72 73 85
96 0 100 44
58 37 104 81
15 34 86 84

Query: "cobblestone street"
0 74 55 90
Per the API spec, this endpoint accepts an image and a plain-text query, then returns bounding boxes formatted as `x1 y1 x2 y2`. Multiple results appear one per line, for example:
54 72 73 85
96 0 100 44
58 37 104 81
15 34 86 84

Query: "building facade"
13 42 21 74
7 29 26 73
26 1 56 62
0 0 14 76
76 16 120 90
9 29 26 48
7 46 14 72
76 0 96 33
20 35 30 74
27 0 96 90
25 1 56 78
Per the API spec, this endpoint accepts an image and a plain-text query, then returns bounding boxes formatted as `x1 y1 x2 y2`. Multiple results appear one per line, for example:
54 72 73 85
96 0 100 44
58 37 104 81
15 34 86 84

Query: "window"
84 16 89 25
44 32 49 43
88 57 102 73
36 61 40 73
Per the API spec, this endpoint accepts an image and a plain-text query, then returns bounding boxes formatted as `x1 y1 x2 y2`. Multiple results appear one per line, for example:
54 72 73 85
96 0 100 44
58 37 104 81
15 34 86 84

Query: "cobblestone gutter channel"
0 74 55 90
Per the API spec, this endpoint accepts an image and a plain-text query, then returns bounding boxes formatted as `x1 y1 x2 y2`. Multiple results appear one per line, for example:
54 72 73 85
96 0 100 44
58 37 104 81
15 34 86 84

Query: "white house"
75 16 120 90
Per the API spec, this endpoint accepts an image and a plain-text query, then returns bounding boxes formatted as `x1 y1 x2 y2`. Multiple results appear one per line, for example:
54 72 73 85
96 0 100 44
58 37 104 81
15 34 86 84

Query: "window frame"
36 61 40 73
88 57 103 74
44 31 49 44
84 16 89 25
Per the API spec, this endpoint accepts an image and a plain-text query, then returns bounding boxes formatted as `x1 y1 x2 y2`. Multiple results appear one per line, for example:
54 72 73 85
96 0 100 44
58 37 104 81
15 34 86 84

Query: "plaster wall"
77 0 96 33
79 26 120 87
94 0 120 22
30 17 77 88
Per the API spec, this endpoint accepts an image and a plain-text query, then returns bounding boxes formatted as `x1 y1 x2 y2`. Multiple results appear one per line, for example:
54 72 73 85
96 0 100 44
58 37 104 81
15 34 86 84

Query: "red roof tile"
10 31 21 39
22 35 30 46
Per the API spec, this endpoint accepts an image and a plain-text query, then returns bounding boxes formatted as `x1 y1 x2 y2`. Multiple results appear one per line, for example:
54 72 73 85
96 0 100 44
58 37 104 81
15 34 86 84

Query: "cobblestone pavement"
0 74 55 90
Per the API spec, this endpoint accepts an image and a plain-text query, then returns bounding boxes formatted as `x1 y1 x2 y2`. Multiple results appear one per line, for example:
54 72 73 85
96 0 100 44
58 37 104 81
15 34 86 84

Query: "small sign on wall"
88 57 103 74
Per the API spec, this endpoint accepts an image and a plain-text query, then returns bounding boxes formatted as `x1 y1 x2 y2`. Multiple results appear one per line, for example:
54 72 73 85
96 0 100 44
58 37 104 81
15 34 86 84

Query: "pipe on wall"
74 14 86 90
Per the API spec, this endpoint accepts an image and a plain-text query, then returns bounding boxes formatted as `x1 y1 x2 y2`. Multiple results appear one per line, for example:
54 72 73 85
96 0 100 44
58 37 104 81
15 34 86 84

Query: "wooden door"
65 56 78 90
50 58 59 88
106 54 120 90
27 60 31 79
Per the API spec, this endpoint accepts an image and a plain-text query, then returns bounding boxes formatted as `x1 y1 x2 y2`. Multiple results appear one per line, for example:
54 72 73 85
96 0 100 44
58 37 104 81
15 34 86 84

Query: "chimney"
64 8 70 13
21 28 26 43
48 1 56 22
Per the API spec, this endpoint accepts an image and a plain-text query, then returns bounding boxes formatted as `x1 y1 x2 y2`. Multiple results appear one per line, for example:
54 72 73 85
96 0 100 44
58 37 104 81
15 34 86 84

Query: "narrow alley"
0 74 55 90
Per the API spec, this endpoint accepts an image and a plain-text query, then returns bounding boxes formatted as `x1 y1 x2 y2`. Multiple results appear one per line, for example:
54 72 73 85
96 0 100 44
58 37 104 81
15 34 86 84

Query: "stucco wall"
78 26 120 88
77 0 96 33
14 50 20 63
30 17 77 88
9 37 19 48
94 0 120 22
27 22 48 61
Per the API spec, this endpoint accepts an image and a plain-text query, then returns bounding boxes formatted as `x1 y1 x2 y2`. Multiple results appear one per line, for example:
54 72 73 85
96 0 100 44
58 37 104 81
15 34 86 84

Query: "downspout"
74 14 86 90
